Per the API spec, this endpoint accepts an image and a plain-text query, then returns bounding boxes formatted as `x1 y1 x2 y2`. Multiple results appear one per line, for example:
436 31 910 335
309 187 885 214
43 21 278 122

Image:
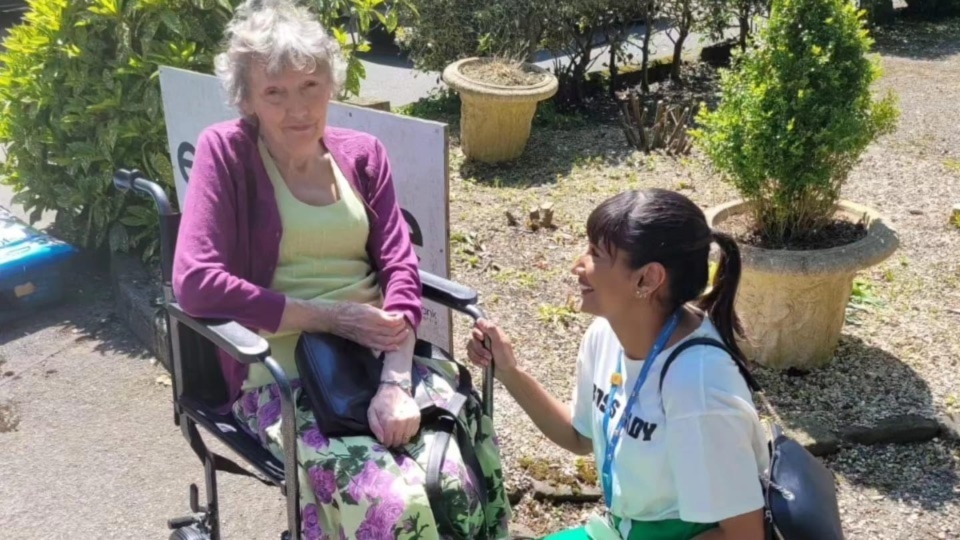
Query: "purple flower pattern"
355 496 404 540
301 504 327 540
308 466 338 504
442 458 477 495
302 426 329 450
256 399 281 440
232 359 510 540
240 391 259 418
396 454 425 485
347 460 395 503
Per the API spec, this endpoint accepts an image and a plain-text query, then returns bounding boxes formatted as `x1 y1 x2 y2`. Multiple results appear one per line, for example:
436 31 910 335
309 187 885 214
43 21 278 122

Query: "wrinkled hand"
466 318 518 380
332 303 410 351
368 384 421 447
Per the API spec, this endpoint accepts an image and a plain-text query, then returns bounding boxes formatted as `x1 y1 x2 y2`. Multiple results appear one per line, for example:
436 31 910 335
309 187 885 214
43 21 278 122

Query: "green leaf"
109 222 130 252
160 10 183 36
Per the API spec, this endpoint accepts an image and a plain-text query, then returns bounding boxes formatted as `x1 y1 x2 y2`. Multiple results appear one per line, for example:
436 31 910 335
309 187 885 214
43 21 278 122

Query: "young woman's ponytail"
697 230 746 361
586 189 748 361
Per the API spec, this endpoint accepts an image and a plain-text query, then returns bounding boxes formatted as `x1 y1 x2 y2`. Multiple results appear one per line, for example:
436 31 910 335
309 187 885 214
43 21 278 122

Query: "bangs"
586 191 641 256
262 41 326 78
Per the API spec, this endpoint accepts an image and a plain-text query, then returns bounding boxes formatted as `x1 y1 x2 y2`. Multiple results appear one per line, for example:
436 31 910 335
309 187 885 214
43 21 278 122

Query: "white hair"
214 0 347 109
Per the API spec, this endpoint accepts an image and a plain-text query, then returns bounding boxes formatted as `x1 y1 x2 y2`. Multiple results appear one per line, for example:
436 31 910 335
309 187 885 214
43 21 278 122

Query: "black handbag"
659 337 845 540
295 331 388 437
294 332 491 540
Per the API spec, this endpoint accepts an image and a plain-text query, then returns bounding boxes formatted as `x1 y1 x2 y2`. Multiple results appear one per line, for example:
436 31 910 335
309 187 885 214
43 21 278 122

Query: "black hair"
586 188 745 360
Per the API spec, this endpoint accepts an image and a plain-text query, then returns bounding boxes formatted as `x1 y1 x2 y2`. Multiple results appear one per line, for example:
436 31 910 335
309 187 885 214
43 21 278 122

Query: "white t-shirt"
571 316 770 530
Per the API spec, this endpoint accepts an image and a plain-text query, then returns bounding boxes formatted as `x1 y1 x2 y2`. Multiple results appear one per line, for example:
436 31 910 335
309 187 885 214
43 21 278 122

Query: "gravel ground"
435 17 960 538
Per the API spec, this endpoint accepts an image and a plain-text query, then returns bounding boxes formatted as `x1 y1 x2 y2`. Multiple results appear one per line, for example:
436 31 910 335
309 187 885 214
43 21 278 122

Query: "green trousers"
542 515 716 540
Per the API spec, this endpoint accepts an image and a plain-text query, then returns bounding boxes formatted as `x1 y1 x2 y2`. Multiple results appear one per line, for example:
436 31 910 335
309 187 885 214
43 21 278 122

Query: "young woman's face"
572 241 641 319
242 62 333 155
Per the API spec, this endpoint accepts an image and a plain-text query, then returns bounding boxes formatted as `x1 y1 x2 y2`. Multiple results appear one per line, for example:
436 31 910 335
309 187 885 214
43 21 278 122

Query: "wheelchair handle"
462 304 495 419
113 168 175 217
113 168 178 286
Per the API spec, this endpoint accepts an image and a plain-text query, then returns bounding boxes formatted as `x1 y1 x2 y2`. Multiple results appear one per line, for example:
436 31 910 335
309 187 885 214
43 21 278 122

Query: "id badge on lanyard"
599 310 681 508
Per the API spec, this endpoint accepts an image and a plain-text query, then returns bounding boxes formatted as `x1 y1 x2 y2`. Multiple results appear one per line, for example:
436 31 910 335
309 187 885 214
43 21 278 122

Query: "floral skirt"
232 355 511 540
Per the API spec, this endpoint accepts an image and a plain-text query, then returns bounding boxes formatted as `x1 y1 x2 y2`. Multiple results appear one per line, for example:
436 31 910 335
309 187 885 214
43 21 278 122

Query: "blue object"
600 309 682 508
0 206 77 322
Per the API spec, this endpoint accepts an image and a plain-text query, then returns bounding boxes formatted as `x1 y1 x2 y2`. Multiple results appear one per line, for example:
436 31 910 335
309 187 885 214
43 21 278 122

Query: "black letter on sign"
178 141 195 183
401 208 423 248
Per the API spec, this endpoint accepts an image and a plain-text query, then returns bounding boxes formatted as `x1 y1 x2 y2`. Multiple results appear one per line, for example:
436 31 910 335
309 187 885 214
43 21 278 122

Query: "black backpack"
659 337 846 540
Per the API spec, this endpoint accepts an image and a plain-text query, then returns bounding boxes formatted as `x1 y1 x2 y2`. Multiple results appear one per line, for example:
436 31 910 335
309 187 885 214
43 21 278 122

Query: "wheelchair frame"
113 168 495 540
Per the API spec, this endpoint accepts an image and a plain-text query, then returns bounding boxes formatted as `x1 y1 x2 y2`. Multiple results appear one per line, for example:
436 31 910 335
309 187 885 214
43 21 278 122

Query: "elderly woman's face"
243 61 333 153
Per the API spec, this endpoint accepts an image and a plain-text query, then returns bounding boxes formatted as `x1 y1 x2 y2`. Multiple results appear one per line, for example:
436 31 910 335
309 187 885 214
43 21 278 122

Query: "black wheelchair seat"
180 395 286 485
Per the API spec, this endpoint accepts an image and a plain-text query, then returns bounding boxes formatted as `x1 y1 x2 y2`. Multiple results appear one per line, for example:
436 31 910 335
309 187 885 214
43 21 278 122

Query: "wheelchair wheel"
169 525 210 540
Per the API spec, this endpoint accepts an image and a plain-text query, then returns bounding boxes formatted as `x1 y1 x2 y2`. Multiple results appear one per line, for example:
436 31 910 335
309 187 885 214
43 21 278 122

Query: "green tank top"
243 138 382 389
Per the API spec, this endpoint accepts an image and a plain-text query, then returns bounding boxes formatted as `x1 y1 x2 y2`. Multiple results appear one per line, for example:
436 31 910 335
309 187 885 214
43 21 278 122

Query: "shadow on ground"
753 333 934 434
749 334 959 510
872 16 960 60
0 251 151 362
826 440 960 512
453 107 634 189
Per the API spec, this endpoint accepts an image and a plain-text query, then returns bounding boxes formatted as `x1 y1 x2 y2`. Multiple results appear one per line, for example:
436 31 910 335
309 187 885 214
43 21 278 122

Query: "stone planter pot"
705 200 899 370
442 57 558 163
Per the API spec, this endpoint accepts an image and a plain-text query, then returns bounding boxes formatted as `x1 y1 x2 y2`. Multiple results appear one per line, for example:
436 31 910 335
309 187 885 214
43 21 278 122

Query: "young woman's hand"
466 319 519 380
330 302 410 351
367 384 421 447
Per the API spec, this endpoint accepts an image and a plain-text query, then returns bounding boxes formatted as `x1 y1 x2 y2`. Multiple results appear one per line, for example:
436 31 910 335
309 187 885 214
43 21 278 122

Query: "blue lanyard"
600 310 681 507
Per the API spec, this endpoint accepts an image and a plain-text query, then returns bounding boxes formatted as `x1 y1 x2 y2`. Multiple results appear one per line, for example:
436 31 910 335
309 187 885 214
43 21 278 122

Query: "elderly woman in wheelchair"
168 1 510 538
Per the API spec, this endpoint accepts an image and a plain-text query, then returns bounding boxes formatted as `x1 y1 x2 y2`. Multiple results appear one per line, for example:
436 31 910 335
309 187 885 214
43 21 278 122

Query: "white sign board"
158 66 452 351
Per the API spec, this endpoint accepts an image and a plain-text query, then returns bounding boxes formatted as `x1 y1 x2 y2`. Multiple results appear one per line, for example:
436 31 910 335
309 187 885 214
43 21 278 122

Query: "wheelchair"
113 169 496 540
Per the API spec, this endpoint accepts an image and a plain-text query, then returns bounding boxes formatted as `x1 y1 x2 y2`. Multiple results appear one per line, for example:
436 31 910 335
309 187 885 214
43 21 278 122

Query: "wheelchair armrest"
167 303 270 364
420 270 478 311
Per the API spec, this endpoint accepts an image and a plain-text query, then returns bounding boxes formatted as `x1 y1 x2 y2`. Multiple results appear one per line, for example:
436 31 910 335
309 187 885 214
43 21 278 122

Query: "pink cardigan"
172 118 422 408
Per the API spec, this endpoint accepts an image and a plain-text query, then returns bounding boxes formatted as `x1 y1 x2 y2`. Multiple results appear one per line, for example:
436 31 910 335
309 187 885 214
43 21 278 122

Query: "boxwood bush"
693 0 898 245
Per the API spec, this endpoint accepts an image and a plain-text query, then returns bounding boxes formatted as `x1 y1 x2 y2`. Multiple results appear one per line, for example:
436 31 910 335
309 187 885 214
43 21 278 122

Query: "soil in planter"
460 60 546 87
720 213 868 251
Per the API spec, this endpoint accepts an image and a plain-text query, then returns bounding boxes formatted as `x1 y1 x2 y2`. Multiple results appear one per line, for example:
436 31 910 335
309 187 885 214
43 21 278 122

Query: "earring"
635 290 648 300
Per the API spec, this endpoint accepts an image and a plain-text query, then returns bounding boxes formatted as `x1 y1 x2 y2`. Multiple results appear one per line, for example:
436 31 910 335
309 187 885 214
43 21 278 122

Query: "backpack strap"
422 361 490 540
658 337 763 395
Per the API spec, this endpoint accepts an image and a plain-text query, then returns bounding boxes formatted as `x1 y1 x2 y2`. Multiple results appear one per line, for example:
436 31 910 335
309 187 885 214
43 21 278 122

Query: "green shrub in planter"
0 0 396 260
693 0 898 245
693 0 901 370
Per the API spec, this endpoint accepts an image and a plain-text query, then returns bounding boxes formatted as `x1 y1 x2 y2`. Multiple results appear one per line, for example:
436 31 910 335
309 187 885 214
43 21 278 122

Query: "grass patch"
393 89 460 123
533 100 589 130
574 457 598 486
518 455 597 490
537 300 579 327
846 277 884 326
493 267 538 288
451 231 485 268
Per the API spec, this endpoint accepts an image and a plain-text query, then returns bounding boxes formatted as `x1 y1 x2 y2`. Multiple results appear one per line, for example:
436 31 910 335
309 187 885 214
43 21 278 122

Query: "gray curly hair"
214 0 347 110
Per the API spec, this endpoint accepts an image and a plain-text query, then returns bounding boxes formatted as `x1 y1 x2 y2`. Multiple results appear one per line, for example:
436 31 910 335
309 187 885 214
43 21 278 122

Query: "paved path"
0 266 290 538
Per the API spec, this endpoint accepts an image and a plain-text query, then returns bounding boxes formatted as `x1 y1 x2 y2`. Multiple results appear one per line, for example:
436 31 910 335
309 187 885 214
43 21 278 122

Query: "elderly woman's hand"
367 384 421 447
331 302 411 352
